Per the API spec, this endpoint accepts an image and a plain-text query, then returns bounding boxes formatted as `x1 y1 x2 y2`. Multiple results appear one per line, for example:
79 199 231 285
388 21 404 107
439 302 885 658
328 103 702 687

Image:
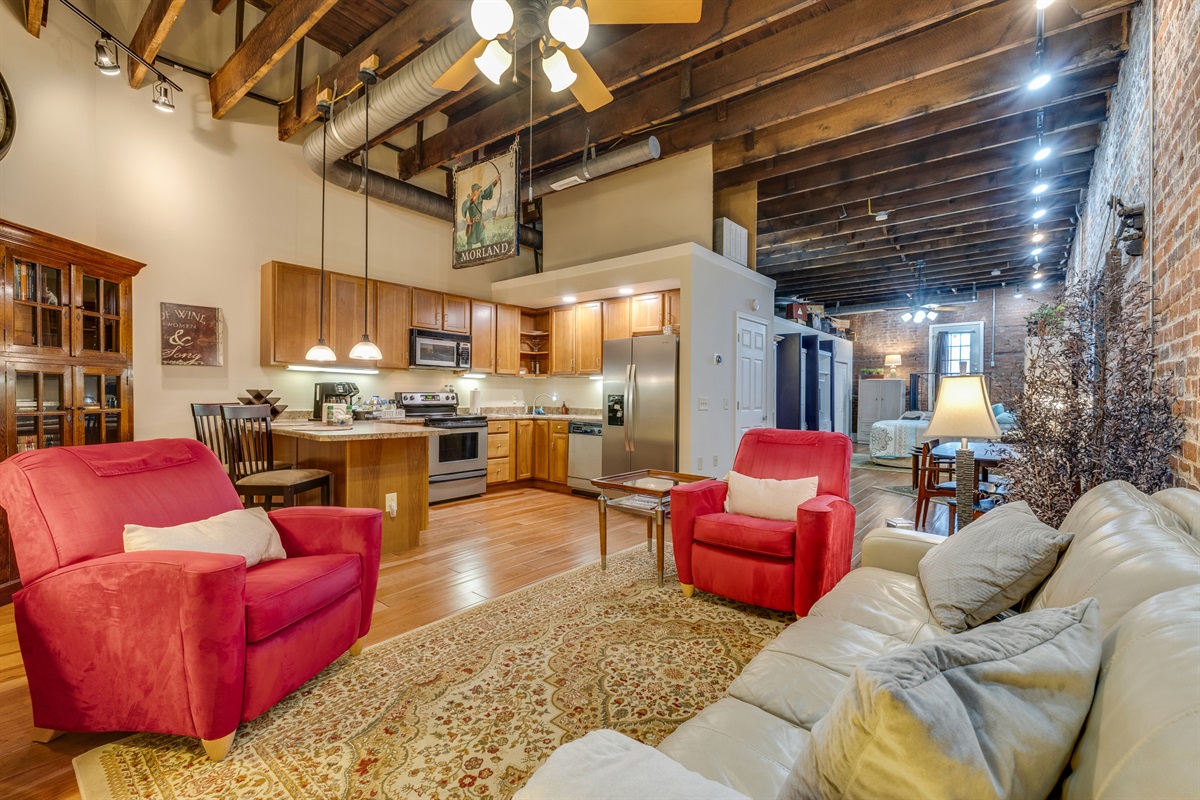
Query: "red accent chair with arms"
0 439 381 760
670 429 855 615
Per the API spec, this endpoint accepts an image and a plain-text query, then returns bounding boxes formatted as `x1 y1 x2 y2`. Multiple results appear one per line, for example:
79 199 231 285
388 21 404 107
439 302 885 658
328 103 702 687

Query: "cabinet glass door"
77 272 124 357
10 256 70 355
77 368 128 445
9 366 71 454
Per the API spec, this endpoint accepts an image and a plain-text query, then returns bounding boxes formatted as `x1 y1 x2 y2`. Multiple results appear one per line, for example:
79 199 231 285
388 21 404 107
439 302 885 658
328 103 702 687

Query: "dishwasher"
567 420 603 494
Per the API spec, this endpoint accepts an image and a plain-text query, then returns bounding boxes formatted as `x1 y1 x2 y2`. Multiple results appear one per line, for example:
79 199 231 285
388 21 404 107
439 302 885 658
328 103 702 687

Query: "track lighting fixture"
1028 6 1052 89
1032 231 1045 243
94 38 120 76
1031 182 1049 195
1032 281 1044 289
1033 270 1044 279
1032 247 1044 256
1033 144 1052 161
151 81 175 112
1032 208 1048 220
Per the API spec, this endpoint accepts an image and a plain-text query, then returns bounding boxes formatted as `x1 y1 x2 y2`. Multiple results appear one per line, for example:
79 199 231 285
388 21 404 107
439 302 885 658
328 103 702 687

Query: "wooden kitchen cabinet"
372 280 410 370
575 301 603 375
471 300 496 373
603 297 631 340
533 418 550 480
515 418 533 479
486 419 512 484
411 287 442 330
442 294 470 334
549 420 569 484
631 292 665 334
262 262 323 365
666 289 681 328
327 272 375 367
550 306 576 375
495 304 521 375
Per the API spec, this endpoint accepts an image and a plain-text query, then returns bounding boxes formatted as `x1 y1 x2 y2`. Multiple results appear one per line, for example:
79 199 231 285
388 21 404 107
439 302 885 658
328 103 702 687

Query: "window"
928 322 984 407
944 332 972 375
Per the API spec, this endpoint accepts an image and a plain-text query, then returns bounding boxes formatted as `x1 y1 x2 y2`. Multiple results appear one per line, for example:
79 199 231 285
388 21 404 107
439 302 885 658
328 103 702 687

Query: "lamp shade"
884 354 902 367
924 376 1002 440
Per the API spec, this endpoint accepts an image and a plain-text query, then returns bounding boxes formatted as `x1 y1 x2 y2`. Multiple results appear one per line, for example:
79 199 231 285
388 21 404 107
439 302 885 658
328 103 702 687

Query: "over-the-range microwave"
410 329 471 369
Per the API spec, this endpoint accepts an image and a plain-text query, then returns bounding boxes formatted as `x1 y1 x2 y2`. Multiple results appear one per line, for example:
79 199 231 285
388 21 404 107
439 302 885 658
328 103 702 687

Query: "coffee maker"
311 382 358 420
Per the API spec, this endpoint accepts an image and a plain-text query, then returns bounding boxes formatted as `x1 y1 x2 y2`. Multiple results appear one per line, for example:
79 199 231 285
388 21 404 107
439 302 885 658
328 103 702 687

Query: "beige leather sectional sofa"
519 481 1200 799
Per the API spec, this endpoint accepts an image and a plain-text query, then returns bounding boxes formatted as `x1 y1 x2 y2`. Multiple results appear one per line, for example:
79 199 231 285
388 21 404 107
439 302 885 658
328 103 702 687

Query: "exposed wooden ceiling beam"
782 258 1067 302
713 65 1117 186
759 156 1093 235
24 0 44 37
756 97 1108 203
529 2 1124 176
394 0 827 177
1070 0 1138 18
209 0 339 119
213 0 234 13
758 127 1098 222
127 0 190 89
277 0 464 142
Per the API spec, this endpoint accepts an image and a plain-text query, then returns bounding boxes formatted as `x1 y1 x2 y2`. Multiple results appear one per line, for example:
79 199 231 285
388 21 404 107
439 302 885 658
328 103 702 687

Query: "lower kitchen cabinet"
549 420 569 484
533 419 550 480
487 420 512 484
515 419 533 479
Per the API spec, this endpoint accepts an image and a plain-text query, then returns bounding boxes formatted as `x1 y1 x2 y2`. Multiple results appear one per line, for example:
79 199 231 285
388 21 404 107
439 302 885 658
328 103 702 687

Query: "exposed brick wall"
1070 0 1199 489
842 283 1060 429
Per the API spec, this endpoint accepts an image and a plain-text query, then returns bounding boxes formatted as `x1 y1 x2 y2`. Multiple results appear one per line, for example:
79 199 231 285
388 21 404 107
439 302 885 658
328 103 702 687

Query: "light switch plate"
698 397 709 411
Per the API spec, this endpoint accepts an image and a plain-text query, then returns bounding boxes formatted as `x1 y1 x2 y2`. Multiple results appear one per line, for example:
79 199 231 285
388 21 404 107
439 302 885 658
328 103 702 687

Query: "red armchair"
0 439 382 760
670 429 855 616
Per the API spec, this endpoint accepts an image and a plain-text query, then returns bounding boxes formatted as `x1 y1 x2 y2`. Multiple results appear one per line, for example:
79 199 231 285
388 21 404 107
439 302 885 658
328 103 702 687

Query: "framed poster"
452 146 519 269
161 302 223 366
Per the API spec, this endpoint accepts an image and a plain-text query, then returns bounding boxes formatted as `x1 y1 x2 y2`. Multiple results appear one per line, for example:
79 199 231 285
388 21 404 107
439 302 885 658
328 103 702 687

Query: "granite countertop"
272 420 442 442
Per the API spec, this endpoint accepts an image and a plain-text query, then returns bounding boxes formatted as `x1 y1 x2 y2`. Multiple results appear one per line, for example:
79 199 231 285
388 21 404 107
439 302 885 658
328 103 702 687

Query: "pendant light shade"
548 3 590 49
471 0 514 40
351 64 382 361
307 100 338 362
542 47 578 93
475 40 513 84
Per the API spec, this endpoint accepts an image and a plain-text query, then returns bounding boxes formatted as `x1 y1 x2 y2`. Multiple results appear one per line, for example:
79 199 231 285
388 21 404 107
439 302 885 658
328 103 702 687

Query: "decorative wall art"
160 302 223 366
452 145 519 269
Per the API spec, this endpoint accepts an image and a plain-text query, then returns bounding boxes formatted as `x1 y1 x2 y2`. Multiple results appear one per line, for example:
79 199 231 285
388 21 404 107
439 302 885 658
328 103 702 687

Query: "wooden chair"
914 440 958 531
192 403 291 479
221 405 332 510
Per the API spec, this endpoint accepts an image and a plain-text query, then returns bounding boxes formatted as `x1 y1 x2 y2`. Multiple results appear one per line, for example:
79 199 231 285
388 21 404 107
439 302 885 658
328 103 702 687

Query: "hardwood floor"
0 450 940 799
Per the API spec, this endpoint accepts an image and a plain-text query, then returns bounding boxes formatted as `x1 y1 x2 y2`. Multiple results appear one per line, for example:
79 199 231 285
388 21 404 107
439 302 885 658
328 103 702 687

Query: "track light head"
94 38 120 76
1031 182 1049 195
1032 231 1045 242
152 81 175 112
1033 145 1052 161
1028 71 1052 91
1032 208 1048 220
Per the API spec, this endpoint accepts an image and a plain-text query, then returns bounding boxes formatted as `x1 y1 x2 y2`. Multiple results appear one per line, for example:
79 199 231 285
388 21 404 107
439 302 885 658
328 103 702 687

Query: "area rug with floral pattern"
74 546 790 800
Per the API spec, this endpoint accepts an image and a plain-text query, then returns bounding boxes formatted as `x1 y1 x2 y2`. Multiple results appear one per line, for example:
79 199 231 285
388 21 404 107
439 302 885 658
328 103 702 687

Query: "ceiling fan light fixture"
926 310 939 321
475 39 513 84
913 309 927 324
548 3 590 50
471 0 514 40
901 312 913 322
542 47 578 93
94 38 120 75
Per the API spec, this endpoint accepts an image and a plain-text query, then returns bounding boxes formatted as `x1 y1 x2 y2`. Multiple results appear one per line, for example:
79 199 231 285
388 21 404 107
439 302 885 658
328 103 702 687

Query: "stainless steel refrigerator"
602 334 679 475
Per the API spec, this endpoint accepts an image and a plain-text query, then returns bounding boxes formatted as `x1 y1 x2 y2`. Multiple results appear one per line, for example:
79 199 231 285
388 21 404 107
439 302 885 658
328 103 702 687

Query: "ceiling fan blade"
587 0 702 25
563 48 613 112
933 305 966 312
432 38 489 92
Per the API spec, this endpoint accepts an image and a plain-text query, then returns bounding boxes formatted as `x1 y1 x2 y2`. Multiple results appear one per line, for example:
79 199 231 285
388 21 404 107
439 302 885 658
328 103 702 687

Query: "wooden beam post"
24 0 45 37
127 0 190 89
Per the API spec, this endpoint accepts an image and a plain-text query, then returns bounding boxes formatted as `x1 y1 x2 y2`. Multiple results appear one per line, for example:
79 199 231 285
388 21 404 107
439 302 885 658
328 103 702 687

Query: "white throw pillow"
780 599 1102 800
123 507 287 568
723 471 819 521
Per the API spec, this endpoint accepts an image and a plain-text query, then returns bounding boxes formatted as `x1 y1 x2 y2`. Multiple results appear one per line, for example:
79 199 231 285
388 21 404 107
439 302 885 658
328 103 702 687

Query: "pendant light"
306 92 337 362
349 63 383 361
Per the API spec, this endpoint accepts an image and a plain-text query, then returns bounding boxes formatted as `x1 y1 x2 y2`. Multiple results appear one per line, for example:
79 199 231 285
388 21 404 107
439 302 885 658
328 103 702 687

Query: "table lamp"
884 354 902 377
923 375 1002 533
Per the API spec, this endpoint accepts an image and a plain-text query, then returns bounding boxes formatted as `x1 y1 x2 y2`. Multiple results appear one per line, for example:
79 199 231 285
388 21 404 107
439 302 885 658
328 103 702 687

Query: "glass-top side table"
591 469 709 586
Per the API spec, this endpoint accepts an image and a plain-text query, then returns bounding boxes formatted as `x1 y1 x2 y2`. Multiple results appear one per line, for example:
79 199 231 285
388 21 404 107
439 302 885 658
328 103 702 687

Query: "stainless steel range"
397 391 488 503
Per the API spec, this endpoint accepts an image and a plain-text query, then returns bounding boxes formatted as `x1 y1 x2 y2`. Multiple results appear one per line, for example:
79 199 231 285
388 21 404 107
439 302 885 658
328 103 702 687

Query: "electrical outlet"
698 396 709 411
385 492 397 518
713 455 718 467
697 456 704 470
723 398 730 410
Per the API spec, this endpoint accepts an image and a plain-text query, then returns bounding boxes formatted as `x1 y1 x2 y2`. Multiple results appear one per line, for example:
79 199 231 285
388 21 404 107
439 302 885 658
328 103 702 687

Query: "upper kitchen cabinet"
630 292 665 335
666 290 681 329
372 281 410 370
575 301 603 375
442 295 471 334
411 288 470 335
550 306 576 375
603 297 631 341
495 304 521 375
261 261 322 366
327 272 375 368
471 300 496 373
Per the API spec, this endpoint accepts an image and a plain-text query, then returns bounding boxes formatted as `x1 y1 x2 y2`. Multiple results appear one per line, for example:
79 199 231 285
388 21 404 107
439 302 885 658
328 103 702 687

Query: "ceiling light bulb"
1014 289 1024 298
1031 182 1049 195
1036 0 1055 8
349 335 383 360
991 269 1002 276
913 309 927 323
901 312 913 322
1033 270 1044 279
618 287 634 295
1032 247 1044 256
152 81 175 112
1032 232 1045 242
1032 281 1044 289
305 340 337 362
541 47 578 93
548 3 590 50
470 0 514 40
94 38 120 76
1033 145 1052 161
1028 71 1052 91
474 39 512 84
926 310 939 321
562 295 577 303
1032 208 1048 220
874 210 889 221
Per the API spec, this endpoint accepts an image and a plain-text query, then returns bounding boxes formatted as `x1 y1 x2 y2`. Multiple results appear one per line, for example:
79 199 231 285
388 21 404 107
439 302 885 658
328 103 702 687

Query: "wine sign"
160 302 224 366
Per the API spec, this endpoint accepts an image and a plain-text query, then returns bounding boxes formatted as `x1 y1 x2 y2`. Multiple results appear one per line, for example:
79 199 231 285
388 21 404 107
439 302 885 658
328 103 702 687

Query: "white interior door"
736 314 769 442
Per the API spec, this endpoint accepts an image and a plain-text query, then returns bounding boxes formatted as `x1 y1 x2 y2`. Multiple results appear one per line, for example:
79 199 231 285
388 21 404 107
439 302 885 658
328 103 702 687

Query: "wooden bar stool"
192 403 291 478
221 405 332 510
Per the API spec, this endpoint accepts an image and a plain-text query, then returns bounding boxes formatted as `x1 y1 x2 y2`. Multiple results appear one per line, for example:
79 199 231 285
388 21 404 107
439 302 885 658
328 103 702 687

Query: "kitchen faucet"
532 393 557 414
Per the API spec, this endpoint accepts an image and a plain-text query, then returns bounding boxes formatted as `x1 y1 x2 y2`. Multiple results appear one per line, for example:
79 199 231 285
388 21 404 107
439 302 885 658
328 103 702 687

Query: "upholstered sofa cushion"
694 513 796 558
918 501 1072 632
123 506 287 568
782 599 1101 800
724 471 818 521
243 554 362 642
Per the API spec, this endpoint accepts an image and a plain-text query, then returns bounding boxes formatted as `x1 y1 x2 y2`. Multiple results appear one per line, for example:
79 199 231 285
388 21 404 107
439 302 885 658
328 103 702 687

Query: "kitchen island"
272 420 440 553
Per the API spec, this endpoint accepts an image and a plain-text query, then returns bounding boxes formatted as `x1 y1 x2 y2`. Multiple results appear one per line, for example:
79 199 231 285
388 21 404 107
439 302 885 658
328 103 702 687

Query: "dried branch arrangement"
1003 256 1184 526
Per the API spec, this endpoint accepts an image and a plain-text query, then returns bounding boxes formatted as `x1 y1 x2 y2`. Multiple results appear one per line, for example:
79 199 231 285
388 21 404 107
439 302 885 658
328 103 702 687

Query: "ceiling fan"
887 263 967 322
433 0 703 112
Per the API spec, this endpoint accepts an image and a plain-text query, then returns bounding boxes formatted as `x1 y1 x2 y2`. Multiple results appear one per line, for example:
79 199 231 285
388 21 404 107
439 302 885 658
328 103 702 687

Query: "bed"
869 413 933 467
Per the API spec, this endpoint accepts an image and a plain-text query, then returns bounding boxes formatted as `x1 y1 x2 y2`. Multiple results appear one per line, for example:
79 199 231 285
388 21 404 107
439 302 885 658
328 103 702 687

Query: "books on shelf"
17 436 37 452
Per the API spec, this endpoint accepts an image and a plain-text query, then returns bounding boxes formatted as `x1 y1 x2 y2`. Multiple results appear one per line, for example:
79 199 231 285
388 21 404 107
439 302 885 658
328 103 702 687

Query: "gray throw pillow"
780 599 1102 800
918 501 1072 632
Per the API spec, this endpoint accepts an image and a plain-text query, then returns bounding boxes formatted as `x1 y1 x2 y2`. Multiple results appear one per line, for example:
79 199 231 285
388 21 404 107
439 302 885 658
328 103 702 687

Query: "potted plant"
859 367 885 379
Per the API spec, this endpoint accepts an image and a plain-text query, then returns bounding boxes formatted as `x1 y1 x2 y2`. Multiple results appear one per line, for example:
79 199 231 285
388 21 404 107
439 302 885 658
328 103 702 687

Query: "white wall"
0 3 539 439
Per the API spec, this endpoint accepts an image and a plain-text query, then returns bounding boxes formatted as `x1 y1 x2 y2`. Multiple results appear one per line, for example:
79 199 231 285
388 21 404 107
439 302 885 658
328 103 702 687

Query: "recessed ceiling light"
1036 0 1055 8
562 295 576 303
618 287 634 295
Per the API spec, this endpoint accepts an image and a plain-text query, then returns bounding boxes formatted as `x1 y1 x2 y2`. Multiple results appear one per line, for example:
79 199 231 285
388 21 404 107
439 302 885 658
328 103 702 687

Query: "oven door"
429 427 488 475
411 334 460 368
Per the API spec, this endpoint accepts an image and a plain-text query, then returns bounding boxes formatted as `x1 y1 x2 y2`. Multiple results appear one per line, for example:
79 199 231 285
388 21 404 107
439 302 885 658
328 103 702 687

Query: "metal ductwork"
529 136 662 197
822 286 982 316
303 23 543 250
